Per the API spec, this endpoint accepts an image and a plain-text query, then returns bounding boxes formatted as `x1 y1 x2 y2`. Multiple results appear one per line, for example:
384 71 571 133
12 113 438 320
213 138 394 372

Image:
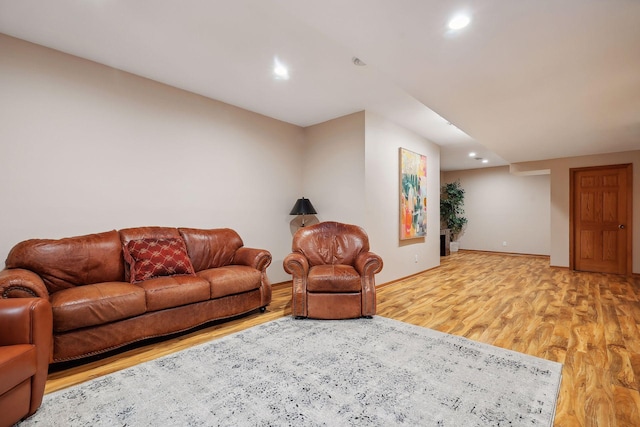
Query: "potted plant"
440 180 468 252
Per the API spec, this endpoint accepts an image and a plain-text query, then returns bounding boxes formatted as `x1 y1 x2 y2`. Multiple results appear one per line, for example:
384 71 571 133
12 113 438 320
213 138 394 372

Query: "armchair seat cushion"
135 275 210 312
50 282 146 332
198 266 261 299
0 344 36 395
307 265 361 293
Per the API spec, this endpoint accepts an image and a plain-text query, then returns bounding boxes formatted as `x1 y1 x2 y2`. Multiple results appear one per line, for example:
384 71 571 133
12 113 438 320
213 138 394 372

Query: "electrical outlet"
502 241 507 246
414 254 418 263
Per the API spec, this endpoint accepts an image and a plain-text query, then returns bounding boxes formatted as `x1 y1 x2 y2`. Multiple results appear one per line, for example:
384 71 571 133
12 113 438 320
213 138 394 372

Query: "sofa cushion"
49 282 146 332
134 275 210 312
4 230 125 293
178 228 243 271
124 238 195 283
307 265 361 293
197 266 261 299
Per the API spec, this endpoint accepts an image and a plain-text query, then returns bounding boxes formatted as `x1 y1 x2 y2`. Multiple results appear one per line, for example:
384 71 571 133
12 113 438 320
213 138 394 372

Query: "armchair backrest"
292 221 370 267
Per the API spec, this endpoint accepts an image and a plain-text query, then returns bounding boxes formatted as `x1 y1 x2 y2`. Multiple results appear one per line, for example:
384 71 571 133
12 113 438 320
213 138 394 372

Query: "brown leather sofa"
283 221 383 319
0 298 52 427
0 227 271 363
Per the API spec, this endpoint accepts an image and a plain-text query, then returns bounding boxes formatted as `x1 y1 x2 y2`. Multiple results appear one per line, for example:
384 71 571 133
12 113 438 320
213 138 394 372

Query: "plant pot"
449 241 459 252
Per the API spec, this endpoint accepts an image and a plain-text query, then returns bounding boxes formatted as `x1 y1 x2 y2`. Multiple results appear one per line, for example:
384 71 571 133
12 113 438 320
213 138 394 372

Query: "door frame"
569 163 633 275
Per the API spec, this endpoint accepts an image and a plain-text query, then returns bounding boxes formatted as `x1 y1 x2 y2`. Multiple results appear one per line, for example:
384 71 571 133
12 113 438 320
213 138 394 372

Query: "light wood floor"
46 251 640 426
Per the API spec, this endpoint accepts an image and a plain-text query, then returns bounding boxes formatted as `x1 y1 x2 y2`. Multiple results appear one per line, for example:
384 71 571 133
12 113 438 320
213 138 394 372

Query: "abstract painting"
400 148 427 240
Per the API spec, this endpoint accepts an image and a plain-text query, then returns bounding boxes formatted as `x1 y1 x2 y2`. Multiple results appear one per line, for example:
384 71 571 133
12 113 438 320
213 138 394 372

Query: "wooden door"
571 164 632 274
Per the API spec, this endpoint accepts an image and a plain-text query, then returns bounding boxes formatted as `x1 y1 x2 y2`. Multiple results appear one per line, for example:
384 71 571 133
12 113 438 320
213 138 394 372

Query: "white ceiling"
1 0 639 171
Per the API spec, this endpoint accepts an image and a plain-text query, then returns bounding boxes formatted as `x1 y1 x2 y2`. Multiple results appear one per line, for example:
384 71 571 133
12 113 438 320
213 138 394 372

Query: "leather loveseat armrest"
233 247 272 271
0 298 53 418
0 269 49 299
0 298 52 348
354 252 384 277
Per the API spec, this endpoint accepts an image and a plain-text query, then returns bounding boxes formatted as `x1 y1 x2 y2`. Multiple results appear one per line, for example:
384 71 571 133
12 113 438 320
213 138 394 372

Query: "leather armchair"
283 221 383 319
0 298 52 427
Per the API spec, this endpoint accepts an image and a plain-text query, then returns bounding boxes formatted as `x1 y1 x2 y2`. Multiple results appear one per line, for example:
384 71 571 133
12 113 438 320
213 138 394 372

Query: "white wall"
302 112 366 226
0 34 304 283
6 32 636 284
442 167 550 255
364 112 441 284
512 150 640 273
0 34 446 286
297 112 442 284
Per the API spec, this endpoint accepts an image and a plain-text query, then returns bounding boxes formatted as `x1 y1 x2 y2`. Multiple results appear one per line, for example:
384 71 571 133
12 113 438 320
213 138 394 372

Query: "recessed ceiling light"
482 159 489 164
273 58 289 80
468 152 476 157
448 14 471 30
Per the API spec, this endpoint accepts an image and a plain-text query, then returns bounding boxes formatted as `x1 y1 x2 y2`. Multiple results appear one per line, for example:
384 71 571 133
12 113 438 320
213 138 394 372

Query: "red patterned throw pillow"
124 238 195 283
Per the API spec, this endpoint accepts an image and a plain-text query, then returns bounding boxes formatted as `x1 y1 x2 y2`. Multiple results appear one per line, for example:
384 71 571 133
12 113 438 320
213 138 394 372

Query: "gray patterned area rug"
19 316 562 426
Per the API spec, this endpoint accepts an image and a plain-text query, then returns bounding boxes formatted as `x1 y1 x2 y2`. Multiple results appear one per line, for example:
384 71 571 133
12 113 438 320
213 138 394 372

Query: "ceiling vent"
352 57 367 66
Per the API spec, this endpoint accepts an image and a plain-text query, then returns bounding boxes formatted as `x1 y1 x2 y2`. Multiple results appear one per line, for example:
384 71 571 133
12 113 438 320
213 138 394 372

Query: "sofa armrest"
0 298 53 417
354 251 384 277
233 247 272 271
0 269 49 299
0 298 52 348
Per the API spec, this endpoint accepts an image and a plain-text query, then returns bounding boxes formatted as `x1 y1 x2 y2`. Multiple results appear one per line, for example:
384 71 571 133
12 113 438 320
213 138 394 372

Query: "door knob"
619 224 625 229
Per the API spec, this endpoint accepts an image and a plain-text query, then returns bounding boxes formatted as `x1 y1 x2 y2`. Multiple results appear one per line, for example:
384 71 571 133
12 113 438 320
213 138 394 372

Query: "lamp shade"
289 197 317 215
